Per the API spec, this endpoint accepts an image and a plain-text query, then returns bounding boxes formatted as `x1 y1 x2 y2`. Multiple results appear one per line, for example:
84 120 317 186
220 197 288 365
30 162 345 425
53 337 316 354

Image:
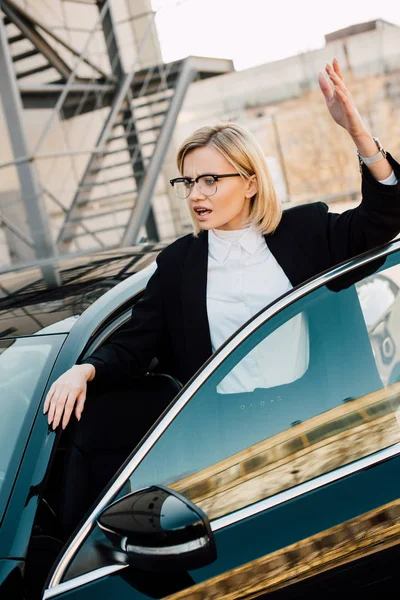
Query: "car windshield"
0 335 66 522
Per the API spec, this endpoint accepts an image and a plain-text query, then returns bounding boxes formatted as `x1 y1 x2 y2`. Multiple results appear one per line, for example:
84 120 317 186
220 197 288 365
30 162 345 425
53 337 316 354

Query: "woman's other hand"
318 58 369 139
43 363 95 430
318 58 393 181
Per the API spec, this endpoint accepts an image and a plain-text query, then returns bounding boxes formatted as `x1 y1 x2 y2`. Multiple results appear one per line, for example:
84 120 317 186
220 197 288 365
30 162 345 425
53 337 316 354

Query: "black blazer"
85 155 400 387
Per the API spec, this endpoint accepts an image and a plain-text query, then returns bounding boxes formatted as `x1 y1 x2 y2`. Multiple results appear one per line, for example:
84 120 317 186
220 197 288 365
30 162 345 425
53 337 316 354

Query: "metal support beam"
98 0 124 81
0 18 60 286
0 209 35 248
122 57 197 245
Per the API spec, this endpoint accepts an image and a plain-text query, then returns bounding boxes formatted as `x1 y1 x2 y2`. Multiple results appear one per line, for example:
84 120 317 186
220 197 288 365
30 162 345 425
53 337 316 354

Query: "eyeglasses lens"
174 181 192 199
174 176 217 199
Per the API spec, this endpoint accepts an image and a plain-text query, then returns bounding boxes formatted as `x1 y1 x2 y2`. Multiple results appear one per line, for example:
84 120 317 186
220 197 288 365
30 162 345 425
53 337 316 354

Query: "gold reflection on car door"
169 382 400 520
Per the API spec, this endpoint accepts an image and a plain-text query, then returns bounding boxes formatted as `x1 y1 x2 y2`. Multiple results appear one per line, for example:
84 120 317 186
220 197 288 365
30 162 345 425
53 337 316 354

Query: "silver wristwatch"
357 137 387 171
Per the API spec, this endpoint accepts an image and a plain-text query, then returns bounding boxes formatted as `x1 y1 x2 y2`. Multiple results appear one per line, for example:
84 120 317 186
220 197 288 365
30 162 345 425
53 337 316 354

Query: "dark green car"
2 240 400 600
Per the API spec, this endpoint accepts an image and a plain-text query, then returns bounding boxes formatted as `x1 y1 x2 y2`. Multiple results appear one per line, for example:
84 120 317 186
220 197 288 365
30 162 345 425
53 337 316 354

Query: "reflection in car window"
218 313 309 393
121 251 400 522
357 274 398 329
0 335 66 521
363 268 400 387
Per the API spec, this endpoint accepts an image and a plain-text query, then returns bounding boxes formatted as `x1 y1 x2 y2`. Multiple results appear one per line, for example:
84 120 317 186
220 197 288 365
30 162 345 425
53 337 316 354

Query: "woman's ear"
245 175 258 198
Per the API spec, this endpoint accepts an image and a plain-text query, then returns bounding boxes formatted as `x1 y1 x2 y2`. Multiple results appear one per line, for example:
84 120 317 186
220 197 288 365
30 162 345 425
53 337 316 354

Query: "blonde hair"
176 122 282 236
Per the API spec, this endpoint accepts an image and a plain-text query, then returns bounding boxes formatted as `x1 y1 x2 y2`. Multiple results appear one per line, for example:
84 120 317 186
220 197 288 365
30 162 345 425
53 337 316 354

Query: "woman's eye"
183 181 192 189
203 177 215 186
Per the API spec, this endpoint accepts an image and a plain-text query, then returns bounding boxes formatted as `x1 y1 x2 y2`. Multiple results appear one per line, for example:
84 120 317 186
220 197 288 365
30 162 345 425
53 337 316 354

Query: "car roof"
0 244 167 338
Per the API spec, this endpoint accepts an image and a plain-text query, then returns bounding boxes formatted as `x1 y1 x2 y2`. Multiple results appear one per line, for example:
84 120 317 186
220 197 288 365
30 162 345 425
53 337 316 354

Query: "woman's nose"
189 182 207 201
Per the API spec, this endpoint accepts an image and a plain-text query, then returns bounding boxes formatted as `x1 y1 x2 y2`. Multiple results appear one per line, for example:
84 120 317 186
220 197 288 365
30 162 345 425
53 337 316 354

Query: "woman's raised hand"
43 363 95 430
318 58 370 139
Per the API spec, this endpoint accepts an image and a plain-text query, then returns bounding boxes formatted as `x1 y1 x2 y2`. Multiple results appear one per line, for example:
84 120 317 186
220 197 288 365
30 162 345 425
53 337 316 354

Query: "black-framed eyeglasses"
169 173 241 199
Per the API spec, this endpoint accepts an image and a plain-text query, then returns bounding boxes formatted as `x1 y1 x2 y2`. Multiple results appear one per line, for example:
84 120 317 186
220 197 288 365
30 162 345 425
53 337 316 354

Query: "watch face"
373 137 387 157
373 137 383 151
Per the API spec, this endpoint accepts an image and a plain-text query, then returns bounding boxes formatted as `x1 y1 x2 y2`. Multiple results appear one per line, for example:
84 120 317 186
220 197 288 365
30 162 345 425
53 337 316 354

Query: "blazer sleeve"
317 152 400 267
81 258 167 385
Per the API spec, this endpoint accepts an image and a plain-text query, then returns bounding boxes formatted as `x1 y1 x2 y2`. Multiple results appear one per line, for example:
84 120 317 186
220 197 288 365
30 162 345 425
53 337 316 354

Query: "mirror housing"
97 485 217 571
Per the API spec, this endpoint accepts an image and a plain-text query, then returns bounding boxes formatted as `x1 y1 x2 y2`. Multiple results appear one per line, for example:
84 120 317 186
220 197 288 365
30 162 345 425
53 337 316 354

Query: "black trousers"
60 374 181 538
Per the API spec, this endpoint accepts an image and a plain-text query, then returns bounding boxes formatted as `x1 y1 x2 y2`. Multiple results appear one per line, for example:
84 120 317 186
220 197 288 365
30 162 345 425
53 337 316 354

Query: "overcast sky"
151 0 400 70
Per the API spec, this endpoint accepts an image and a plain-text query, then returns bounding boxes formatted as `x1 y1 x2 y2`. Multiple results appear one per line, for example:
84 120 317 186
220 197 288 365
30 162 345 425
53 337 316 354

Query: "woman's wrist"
77 363 96 381
350 131 377 156
350 132 393 181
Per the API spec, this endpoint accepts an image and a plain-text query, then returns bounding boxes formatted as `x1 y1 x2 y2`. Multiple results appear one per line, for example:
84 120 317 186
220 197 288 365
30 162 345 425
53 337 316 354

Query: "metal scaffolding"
0 0 233 286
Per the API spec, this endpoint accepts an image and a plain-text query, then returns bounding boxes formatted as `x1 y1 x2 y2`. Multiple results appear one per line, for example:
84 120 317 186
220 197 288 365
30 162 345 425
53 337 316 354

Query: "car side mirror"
97 485 217 572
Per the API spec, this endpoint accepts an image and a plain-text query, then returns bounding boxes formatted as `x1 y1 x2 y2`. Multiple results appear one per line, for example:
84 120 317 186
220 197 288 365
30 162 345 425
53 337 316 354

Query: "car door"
43 242 400 599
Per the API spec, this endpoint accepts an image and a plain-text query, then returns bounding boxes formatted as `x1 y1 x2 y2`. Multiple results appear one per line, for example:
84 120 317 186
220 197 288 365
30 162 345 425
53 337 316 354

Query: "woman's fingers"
43 365 90 430
46 384 83 430
332 57 344 81
326 64 349 96
50 386 70 429
74 390 87 422
43 384 55 414
318 72 333 102
335 87 353 115
61 390 80 430
47 386 63 425
320 59 366 136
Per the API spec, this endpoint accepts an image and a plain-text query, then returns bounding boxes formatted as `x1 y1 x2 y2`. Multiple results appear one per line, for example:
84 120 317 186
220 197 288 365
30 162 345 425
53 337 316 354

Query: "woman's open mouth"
193 207 212 220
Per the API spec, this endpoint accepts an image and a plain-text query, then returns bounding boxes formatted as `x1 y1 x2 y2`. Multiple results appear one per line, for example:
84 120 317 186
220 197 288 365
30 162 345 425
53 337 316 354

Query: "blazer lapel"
181 231 212 377
265 224 310 288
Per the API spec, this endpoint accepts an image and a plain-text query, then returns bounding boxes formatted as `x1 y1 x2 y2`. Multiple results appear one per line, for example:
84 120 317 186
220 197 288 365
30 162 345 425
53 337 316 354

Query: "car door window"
56 250 400 590
121 254 400 521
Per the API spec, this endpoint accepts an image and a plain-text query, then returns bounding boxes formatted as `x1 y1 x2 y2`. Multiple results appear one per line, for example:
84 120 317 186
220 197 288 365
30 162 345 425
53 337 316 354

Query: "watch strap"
357 137 387 167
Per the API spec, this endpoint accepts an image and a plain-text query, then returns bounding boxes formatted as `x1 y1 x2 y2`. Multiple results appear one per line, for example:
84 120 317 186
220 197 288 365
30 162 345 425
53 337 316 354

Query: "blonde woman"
45 59 400 430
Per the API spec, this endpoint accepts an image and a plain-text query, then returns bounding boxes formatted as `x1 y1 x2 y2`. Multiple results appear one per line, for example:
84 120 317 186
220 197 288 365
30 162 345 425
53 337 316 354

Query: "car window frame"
44 240 400 597
83 300 143 358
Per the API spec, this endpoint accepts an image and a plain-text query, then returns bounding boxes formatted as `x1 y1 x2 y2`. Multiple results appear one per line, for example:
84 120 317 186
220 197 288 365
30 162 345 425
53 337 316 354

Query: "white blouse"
206 226 309 394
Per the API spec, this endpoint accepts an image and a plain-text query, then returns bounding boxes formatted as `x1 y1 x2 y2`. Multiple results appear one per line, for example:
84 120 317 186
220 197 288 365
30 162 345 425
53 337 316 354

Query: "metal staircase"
56 65 174 252
57 56 232 254
0 0 233 284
